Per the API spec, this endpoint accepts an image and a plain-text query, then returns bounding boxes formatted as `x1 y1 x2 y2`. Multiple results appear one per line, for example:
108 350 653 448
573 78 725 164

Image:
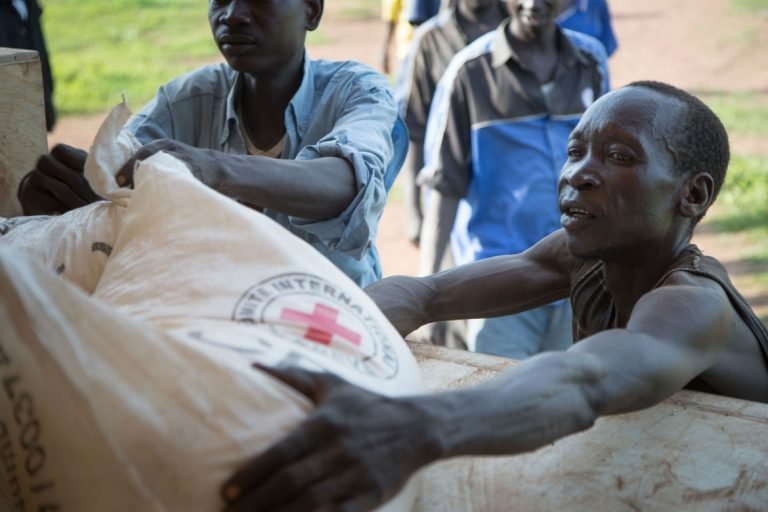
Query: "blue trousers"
467 301 573 360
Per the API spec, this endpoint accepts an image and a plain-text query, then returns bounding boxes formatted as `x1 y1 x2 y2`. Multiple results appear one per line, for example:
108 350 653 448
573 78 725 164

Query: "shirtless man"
218 81 768 512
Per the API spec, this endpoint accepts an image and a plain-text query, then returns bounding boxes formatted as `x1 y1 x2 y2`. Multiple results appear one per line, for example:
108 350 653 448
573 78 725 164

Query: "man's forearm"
409 351 602 460
369 251 569 335
216 154 357 219
369 231 571 335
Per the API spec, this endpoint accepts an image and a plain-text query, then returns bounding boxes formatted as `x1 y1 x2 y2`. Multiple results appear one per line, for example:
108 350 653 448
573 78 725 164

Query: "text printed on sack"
176 273 403 380
0 343 60 511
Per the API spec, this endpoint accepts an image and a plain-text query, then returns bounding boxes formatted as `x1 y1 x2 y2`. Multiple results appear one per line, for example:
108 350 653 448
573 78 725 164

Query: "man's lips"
218 34 258 45
559 201 597 229
218 35 260 57
562 206 594 217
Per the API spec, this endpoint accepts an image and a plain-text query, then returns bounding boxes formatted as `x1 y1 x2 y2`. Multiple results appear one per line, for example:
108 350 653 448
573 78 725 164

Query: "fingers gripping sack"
0 101 139 293
0 105 423 511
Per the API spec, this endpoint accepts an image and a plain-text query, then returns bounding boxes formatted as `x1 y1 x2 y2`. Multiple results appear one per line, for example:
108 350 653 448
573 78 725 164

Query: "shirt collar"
222 71 243 146
287 52 314 136
491 20 588 70
445 8 468 44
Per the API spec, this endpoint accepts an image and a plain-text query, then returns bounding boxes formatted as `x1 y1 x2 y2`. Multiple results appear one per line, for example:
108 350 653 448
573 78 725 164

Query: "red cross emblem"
280 303 362 347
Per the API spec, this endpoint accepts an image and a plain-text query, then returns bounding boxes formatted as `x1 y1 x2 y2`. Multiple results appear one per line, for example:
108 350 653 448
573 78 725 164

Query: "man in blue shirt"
17 0 407 288
419 0 608 358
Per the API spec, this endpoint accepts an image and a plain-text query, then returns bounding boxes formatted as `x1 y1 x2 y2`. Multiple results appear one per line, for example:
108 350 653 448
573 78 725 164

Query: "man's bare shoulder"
658 269 768 402
658 265 724 290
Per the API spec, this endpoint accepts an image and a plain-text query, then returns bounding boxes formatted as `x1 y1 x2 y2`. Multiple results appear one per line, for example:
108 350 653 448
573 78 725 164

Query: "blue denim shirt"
125 56 408 287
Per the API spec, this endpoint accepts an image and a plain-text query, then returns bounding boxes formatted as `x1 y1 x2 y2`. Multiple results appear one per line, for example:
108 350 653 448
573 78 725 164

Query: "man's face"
208 0 320 75
557 87 686 260
506 0 561 39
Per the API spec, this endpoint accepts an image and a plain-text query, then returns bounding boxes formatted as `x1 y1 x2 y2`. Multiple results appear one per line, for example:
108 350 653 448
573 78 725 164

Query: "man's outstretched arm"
221 283 733 512
365 229 573 337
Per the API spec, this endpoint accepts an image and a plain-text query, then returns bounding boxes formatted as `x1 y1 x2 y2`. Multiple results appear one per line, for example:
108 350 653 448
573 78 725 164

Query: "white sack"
0 248 311 511
0 104 422 511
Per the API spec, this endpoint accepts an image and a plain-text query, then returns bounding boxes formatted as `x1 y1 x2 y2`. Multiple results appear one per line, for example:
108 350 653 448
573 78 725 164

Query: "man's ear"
678 172 715 219
305 0 323 31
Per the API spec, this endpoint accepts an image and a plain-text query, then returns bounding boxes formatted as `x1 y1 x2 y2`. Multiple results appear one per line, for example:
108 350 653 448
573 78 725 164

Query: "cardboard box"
0 48 48 217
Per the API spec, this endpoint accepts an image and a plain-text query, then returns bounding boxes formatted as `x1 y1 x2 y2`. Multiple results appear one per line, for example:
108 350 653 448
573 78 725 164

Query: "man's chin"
221 56 268 76
565 238 603 261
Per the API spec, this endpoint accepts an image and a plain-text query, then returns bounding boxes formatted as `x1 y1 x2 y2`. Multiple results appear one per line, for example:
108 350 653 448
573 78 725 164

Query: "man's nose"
559 157 601 191
220 0 250 25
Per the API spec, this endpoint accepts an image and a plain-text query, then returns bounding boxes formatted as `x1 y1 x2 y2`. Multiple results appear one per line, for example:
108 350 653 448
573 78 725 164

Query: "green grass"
710 155 768 234
731 0 768 14
41 0 331 116
707 93 768 137
705 99 768 297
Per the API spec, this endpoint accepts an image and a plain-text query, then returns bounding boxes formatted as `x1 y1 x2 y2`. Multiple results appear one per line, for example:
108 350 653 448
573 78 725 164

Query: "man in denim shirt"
18 0 407 287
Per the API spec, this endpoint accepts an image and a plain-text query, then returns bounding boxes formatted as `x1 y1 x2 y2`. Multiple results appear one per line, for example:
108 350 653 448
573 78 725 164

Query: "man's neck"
600 238 693 327
506 20 559 83
239 54 304 151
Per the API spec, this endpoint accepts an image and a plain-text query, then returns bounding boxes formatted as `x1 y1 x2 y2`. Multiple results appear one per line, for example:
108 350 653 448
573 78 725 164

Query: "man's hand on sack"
18 144 101 216
221 366 439 512
116 139 223 189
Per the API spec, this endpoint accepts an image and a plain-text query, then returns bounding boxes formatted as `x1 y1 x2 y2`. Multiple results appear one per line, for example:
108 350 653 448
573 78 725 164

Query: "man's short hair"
627 81 730 205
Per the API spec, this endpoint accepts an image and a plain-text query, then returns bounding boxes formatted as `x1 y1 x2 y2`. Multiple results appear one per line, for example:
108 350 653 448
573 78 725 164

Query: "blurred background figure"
382 0 456 76
397 0 508 248
396 0 508 348
1 0 56 131
381 0 415 75
418 0 609 359
407 0 442 26
556 0 618 57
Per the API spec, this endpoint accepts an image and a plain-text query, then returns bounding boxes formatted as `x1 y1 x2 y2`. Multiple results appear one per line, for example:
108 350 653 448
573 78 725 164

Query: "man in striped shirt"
419 0 609 359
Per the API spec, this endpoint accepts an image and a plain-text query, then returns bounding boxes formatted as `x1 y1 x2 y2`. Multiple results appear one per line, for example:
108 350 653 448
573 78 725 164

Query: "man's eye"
567 148 583 159
609 151 632 162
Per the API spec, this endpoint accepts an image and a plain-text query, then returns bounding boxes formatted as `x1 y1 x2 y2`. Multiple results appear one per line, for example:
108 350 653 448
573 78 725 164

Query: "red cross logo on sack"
280 303 362 347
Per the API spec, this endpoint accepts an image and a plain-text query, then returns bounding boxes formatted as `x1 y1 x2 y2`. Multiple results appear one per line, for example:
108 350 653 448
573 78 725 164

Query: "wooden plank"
407 341 768 511
0 48 48 218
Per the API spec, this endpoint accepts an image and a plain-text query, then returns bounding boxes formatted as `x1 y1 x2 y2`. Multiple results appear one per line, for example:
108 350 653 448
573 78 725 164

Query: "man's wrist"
405 394 451 467
203 148 227 192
